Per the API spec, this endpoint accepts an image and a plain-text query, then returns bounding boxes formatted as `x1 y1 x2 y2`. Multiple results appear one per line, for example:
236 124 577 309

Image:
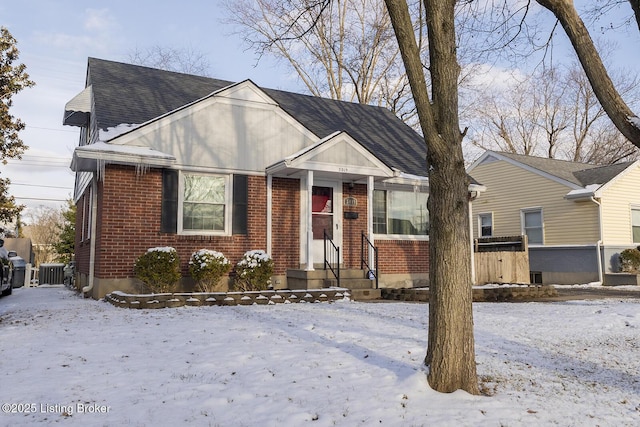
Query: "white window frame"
631 205 640 244
178 171 231 236
478 212 493 237
81 186 92 242
521 207 544 245
373 188 430 240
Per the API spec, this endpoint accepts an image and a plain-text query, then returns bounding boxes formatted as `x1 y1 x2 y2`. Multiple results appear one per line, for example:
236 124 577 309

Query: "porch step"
323 278 375 289
350 288 382 301
286 269 378 296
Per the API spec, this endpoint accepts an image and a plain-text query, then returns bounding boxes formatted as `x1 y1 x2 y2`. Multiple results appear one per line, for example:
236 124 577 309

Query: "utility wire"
13 196 69 202
11 183 73 190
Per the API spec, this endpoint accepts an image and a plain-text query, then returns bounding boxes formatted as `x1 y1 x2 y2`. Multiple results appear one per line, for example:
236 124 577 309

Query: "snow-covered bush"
619 247 640 273
189 249 231 292
133 247 181 294
234 250 274 291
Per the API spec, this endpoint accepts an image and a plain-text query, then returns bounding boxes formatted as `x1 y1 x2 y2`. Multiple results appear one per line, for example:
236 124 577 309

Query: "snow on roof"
72 141 176 177
565 183 602 199
99 123 143 142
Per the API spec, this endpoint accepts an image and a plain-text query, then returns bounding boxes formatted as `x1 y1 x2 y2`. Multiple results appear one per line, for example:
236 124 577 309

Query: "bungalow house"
64 58 462 299
467 150 640 285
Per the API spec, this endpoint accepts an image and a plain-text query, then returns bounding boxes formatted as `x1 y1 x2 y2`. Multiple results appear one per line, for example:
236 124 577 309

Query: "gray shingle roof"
492 151 634 187
86 58 427 176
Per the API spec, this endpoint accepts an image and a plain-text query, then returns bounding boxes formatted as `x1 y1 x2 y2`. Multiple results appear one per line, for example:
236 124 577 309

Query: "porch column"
266 174 273 256
367 175 375 266
305 170 314 271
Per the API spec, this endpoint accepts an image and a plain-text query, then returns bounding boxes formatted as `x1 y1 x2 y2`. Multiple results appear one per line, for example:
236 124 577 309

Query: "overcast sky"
3 1 639 221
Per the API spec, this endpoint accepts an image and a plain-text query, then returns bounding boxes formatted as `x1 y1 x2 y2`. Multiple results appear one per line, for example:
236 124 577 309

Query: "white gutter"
590 196 604 285
82 176 98 297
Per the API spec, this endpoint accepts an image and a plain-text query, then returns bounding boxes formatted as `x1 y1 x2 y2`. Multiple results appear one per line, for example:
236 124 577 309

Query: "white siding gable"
103 81 319 173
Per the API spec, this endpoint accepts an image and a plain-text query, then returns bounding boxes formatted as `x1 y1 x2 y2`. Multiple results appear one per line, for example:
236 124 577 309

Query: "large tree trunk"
630 0 640 32
385 0 479 394
536 0 640 148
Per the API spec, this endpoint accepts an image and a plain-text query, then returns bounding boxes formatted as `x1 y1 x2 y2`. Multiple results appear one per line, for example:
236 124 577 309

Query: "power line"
14 196 69 202
25 125 78 133
11 183 73 190
7 162 71 168
16 155 72 161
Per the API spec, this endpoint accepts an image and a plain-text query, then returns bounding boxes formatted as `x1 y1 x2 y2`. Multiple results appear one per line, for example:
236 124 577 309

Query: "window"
478 213 493 237
81 186 92 242
373 189 428 235
522 208 543 244
161 170 178 233
632 207 640 243
232 175 248 235
373 190 387 234
180 173 229 234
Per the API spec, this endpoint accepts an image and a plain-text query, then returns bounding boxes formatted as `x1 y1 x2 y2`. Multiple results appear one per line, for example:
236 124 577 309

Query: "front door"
311 181 342 266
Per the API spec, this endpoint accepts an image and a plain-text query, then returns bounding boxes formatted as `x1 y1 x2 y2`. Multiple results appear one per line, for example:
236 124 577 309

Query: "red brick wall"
76 165 276 279
271 177 300 274
341 183 368 269
376 239 430 274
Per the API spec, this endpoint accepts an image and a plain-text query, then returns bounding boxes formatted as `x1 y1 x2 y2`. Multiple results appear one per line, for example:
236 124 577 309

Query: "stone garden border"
105 285 558 308
105 288 351 309
382 284 558 303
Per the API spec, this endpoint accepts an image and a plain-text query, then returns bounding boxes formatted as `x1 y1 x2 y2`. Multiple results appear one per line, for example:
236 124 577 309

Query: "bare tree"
469 73 546 156
224 0 415 118
468 60 639 164
578 124 639 164
23 206 64 266
127 46 212 76
535 0 640 147
385 0 479 394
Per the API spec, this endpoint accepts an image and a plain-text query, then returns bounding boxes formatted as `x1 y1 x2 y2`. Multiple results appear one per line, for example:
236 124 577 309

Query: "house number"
344 196 357 207
339 167 349 172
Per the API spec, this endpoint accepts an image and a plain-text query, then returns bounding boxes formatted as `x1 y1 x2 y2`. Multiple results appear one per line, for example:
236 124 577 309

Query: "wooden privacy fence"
474 235 530 284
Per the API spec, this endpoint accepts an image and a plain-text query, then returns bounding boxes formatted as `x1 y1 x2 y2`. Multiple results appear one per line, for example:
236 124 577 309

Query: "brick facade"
75 165 430 288
76 165 277 280
270 177 300 274
375 239 430 274
341 183 369 269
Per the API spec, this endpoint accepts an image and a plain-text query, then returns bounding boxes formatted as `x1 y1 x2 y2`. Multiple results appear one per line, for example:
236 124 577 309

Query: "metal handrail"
361 232 379 289
323 230 340 286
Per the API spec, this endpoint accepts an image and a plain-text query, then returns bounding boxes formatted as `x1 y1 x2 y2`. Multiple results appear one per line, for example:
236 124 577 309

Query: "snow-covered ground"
0 286 639 426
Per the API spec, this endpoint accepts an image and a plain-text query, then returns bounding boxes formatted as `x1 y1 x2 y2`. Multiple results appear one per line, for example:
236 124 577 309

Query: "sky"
3 1 640 223
2 0 301 222
1 285 639 426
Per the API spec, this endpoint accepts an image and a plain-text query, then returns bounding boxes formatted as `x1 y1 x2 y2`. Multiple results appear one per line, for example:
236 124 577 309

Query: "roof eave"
71 144 176 173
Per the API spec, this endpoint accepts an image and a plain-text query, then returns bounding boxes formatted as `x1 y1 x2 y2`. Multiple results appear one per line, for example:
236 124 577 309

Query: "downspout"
82 175 98 297
590 196 604 285
468 191 479 285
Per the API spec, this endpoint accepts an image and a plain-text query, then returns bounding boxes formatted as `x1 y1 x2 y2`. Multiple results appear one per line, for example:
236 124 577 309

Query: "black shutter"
161 169 178 233
232 175 248 235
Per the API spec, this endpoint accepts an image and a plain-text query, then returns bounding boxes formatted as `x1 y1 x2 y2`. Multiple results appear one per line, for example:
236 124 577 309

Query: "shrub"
134 247 181 294
234 250 274 291
619 248 640 273
189 249 231 292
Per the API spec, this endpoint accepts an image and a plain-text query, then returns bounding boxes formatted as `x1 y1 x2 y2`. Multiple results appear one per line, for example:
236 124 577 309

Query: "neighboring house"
468 150 640 285
64 58 470 299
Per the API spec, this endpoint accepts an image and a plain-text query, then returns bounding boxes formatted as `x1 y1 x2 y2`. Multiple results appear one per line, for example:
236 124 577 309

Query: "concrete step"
324 278 376 289
350 288 382 301
286 268 376 292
